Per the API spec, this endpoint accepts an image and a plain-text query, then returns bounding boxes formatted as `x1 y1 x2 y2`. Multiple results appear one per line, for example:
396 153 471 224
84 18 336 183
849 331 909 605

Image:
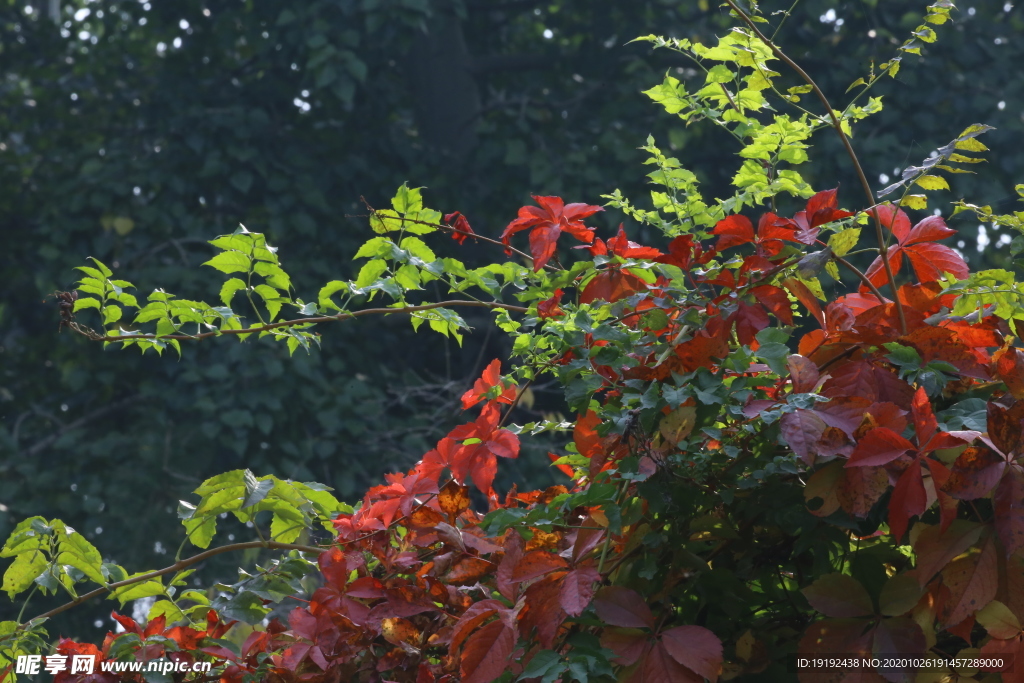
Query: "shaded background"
1 0 1022 635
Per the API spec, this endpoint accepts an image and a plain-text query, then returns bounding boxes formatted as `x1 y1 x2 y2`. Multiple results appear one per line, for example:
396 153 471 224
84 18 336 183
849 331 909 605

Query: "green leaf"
391 183 423 214
102 305 122 325
57 531 107 586
355 259 388 289
148 599 186 623
203 251 252 275
827 228 861 257
253 262 292 290
183 516 217 549
353 237 392 259
705 64 735 84
88 257 114 277
2 551 48 598
242 470 274 509
220 278 248 307
399 236 437 262
74 297 101 312
110 576 165 606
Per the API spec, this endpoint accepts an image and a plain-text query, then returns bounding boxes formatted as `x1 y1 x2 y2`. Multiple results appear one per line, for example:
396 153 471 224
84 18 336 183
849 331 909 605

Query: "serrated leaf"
355 259 388 289
2 551 48 598
219 278 247 307
203 251 252 275
110 577 165 606
148 599 185 623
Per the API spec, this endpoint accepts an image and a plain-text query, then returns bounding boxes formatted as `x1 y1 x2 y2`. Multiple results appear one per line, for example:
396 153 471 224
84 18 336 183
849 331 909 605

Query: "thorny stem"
724 0 907 335
74 300 528 343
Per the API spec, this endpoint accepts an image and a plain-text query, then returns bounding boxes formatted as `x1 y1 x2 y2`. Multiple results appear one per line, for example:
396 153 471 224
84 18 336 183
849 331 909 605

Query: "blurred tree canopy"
1 0 1023 634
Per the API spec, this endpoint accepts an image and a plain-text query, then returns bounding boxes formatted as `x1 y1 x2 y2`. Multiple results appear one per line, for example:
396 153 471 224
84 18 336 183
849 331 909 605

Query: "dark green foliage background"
0 0 1021 633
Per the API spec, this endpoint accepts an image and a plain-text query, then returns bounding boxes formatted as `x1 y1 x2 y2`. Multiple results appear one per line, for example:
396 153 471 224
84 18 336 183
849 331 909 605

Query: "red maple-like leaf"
447 402 521 495
501 195 602 271
586 225 663 259
537 288 565 319
461 359 517 409
444 211 477 244
776 187 855 244
863 205 969 288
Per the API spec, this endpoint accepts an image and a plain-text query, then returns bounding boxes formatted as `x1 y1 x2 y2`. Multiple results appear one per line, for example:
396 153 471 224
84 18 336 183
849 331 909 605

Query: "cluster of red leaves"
195 359 724 683
52 610 233 683
48 190 1024 683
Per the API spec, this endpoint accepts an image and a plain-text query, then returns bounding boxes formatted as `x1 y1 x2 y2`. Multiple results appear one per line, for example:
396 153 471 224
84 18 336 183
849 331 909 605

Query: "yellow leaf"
902 195 928 210
659 404 697 445
827 228 861 258
915 175 950 191
955 137 989 153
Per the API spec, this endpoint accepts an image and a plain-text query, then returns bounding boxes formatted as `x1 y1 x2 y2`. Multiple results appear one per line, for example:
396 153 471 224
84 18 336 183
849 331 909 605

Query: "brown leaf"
941 534 998 627
512 550 569 583
804 461 843 518
519 573 568 648
631 641 703 683
444 556 496 585
558 565 601 617
593 586 655 629
942 445 1006 500
381 617 421 648
912 520 984 586
802 573 874 618
661 625 723 682
459 619 516 683
836 466 889 519
409 506 445 528
996 464 1024 557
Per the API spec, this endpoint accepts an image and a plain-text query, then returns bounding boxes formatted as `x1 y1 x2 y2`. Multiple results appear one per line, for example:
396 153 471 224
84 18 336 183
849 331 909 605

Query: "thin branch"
74 301 528 343
26 541 324 624
723 0 907 335
834 256 887 304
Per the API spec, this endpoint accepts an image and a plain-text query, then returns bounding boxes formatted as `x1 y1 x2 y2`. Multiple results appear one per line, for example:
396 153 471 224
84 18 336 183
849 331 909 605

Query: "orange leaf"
381 617 421 647
512 550 569 583
438 481 471 522
445 557 496 585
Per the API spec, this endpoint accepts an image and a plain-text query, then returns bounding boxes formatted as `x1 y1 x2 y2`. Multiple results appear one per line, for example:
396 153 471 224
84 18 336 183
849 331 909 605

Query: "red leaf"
782 277 825 328
751 285 794 325
788 355 821 394
780 410 827 465
912 520 984 586
317 547 348 590
519 573 569 647
836 466 890 518
989 401 1024 458
994 346 1024 399
864 247 904 289
450 600 505 652
802 573 874 618
593 586 655 629
444 211 476 244
941 446 1006 500
873 204 912 243
461 359 516 409
910 388 938 447
871 618 927 680
600 627 648 666
512 550 569 583
731 300 770 346
559 565 601 617
634 642 703 683
846 428 916 467
903 242 969 283
445 556 496 585
574 410 603 459
661 625 723 682
712 214 755 250
537 288 565 319
941 534 998 627
904 214 957 245
603 225 663 259
580 269 645 304
501 196 601 271
459 619 516 683
888 459 927 543
995 464 1024 556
